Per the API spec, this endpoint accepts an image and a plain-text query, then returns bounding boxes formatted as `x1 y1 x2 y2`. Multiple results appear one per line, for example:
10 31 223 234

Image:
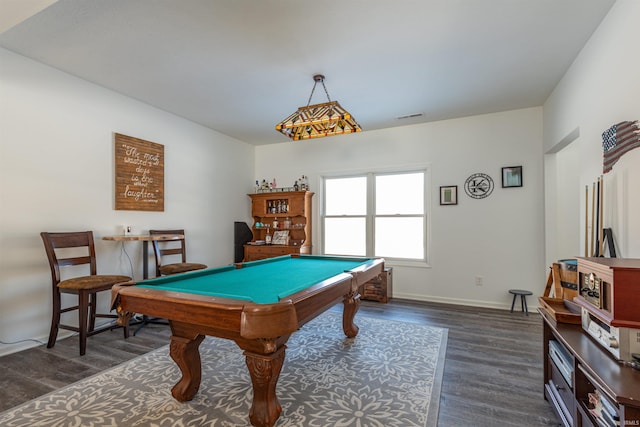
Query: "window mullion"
366 172 375 257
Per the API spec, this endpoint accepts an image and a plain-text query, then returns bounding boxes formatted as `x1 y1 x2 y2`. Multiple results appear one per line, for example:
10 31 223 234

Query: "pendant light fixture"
275 74 361 141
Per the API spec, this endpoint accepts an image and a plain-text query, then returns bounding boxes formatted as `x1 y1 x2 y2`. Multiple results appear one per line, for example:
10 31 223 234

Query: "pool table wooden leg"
342 291 361 338
169 333 205 402
244 345 286 427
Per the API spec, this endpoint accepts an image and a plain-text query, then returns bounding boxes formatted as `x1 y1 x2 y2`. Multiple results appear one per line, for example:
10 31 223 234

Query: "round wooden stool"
509 289 533 316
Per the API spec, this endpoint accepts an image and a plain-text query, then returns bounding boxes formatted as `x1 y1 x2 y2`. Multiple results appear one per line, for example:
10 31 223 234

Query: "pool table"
111 254 384 427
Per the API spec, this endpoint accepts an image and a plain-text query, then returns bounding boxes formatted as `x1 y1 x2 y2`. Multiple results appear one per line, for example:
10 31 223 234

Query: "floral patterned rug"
0 312 447 426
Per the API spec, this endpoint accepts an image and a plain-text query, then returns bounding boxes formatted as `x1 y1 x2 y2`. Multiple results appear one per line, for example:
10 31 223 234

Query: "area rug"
0 312 447 427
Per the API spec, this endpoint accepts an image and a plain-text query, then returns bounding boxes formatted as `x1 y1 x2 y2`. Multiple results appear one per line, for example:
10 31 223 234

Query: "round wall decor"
464 173 494 199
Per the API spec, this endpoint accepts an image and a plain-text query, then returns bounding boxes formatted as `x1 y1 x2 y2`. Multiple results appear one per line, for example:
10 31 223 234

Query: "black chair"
41 231 131 355
149 229 207 276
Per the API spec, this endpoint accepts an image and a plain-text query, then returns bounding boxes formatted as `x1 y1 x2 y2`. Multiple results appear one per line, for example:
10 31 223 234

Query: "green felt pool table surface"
136 255 376 304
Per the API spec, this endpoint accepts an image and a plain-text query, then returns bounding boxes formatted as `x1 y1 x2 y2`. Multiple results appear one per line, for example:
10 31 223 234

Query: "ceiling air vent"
396 113 424 120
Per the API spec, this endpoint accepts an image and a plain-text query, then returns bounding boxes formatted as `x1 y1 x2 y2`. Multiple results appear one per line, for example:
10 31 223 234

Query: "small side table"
509 289 533 316
102 233 183 334
102 233 183 280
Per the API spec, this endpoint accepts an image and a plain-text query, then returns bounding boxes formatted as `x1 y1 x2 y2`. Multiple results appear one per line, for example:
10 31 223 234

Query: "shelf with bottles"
252 220 307 246
250 192 310 218
246 191 314 260
253 217 305 231
254 176 310 194
264 199 292 215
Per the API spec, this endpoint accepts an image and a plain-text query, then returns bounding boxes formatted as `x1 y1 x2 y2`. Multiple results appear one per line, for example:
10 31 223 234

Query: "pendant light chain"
320 78 332 102
305 75 332 107
306 81 318 107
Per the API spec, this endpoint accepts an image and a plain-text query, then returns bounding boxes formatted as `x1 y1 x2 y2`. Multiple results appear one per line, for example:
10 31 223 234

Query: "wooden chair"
149 229 207 276
41 231 131 355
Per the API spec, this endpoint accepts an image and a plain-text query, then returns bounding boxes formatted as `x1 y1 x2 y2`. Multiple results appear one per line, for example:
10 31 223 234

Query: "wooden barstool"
127 229 208 335
149 229 207 276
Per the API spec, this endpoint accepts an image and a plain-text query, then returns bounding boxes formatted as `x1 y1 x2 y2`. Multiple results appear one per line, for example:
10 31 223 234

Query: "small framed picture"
440 185 458 205
502 166 523 188
271 230 289 245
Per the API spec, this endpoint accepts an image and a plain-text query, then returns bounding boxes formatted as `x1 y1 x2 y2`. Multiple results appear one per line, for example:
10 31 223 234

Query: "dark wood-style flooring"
0 299 559 426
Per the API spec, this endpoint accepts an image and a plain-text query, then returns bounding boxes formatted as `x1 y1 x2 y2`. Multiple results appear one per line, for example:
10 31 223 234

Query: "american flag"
602 120 640 173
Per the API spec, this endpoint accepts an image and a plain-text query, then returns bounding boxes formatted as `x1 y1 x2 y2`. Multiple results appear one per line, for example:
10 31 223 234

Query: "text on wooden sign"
114 133 164 211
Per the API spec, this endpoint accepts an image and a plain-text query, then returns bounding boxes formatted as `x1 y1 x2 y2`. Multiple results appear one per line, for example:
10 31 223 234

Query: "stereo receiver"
581 307 640 361
574 257 640 360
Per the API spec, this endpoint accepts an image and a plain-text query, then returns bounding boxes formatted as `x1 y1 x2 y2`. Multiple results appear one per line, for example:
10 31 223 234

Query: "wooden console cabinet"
541 309 640 427
244 191 314 262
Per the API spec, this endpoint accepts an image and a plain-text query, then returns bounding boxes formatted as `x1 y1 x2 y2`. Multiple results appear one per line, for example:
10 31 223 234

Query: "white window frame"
320 166 431 267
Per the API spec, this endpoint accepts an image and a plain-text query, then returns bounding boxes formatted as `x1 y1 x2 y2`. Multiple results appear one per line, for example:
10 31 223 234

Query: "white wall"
255 107 545 308
543 0 640 264
0 48 255 355
2 0 636 358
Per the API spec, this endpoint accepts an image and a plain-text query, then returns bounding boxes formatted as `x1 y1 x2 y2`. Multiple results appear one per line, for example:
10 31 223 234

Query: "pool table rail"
112 284 301 340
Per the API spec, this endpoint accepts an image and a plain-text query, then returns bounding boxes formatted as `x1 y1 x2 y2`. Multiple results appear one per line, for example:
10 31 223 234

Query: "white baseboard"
0 319 118 357
390 292 541 312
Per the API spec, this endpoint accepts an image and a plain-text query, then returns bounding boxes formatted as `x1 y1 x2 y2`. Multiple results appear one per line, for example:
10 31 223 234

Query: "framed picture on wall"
502 166 523 188
440 185 458 205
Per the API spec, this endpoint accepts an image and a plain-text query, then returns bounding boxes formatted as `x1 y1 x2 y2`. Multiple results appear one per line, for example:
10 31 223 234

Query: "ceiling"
0 0 615 145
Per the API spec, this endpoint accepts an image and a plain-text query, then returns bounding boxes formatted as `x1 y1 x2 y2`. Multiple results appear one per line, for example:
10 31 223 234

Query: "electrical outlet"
475 276 483 286
123 225 132 236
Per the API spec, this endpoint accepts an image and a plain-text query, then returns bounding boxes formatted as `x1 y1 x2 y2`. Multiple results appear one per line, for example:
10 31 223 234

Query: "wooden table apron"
111 256 384 427
102 234 184 279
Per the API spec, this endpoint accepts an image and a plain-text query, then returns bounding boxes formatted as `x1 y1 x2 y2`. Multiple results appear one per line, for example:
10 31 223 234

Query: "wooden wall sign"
114 133 164 211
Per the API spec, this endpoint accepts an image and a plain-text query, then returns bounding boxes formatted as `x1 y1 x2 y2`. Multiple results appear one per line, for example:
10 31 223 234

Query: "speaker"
234 221 252 263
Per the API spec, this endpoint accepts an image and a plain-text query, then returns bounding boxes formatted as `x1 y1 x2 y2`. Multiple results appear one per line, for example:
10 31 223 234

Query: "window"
322 170 427 262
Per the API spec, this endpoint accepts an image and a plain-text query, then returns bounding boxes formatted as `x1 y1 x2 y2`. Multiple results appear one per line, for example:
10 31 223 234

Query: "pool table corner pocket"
240 301 298 340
